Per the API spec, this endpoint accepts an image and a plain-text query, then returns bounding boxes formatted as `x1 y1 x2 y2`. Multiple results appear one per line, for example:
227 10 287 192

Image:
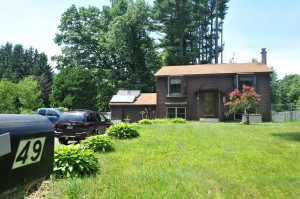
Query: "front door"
204 91 216 118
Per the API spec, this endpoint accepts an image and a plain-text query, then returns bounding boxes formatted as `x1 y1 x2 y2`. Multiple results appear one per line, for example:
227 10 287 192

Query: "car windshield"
58 113 85 122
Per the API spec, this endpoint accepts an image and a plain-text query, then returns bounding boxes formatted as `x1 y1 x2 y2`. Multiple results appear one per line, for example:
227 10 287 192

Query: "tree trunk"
244 109 250 125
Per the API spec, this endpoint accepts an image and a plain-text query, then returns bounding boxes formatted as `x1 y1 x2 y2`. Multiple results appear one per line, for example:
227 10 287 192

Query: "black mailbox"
0 114 54 198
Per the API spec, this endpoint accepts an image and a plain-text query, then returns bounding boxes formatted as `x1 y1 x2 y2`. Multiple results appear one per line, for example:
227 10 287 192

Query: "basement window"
167 107 186 119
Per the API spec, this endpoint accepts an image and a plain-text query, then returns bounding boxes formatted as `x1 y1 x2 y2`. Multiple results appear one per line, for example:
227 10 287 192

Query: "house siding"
156 73 271 121
110 106 123 121
111 105 156 122
156 78 167 118
256 73 271 121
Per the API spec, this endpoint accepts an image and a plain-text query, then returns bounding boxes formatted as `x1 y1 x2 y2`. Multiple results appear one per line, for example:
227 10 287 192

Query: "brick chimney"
261 48 267 64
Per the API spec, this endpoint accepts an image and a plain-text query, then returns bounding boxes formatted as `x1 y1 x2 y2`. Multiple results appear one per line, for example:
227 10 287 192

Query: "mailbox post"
0 114 54 198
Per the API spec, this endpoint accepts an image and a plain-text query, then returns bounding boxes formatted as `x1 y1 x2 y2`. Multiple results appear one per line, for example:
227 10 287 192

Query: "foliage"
225 85 261 124
0 78 43 113
297 97 300 106
40 122 300 198
278 74 300 105
138 119 153 125
108 0 161 92
270 67 280 104
0 79 19 113
152 118 170 123
171 118 186 123
17 76 44 113
81 135 114 153
107 122 139 139
153 0 229 65
53 1 161 110
53 144 99 178
0 42 53 106
53 5 108 71
50 66 97 110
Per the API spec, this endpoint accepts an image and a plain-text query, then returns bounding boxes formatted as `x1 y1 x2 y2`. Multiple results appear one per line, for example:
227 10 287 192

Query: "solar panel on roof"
110 95 136 103
117 90 140 97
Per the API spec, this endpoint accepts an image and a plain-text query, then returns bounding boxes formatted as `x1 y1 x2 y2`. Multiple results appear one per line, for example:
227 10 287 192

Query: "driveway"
54 137 60 146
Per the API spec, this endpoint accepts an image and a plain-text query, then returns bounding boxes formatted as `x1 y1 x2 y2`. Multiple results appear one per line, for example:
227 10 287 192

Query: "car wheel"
59 138 68 145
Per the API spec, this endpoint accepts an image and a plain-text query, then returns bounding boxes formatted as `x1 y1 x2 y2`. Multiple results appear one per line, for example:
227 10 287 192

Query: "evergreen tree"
0 42 53 106
153 0 229 65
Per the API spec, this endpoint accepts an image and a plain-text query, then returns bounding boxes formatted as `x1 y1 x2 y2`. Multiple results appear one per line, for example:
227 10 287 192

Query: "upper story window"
170 79 182 94
234 75 257 91
167 77 187 97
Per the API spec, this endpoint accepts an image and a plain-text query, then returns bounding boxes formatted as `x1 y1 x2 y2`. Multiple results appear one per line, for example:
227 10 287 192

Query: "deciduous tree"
225 85 261 124
51 66 97 110
279 74 300 106
18 76 44 113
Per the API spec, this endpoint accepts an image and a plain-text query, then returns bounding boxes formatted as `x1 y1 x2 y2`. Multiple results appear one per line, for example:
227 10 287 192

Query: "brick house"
154 62 272 121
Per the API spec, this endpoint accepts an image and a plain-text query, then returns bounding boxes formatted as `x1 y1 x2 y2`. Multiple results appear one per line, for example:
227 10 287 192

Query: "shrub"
225 85 261 124
152 118 170 123
138 119 153 125
81 135 114 153
171 118 186 123
107 122 139 139
53 144 99 178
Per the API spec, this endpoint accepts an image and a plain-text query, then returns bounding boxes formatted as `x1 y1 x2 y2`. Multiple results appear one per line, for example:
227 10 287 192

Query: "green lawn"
45 122 300 198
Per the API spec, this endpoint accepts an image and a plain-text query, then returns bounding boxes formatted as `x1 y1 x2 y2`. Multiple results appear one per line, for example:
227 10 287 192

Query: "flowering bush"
225 85 261 124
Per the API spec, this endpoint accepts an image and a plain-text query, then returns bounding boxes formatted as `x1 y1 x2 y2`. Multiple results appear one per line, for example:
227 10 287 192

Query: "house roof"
109 93 157 106
155 62 272 77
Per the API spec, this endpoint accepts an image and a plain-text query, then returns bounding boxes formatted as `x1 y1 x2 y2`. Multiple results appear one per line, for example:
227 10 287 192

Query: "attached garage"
109 90 156 123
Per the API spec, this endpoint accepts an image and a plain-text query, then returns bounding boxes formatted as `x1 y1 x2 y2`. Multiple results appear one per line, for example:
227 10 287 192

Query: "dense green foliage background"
0 0 299 113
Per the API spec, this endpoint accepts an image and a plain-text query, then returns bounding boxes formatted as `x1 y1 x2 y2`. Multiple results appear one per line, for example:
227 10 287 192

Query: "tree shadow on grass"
271 132 300 142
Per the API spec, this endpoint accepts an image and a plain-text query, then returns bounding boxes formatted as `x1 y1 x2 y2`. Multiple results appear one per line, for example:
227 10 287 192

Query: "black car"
54 110 112 144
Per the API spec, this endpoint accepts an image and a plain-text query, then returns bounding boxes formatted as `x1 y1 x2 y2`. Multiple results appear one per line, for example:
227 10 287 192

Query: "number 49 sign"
12 137 46 169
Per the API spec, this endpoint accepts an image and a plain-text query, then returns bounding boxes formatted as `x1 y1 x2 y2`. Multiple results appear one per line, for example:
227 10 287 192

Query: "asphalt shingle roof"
155 62 272 77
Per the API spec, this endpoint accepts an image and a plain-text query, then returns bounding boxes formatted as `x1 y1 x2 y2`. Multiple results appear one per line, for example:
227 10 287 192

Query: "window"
170 79 182 94
37 109 46 116
234 75 257 91
168 77 187 96
239 76 253 91
47 110 57 116
167 107 186 119
99 113 106 122
87 113 94 122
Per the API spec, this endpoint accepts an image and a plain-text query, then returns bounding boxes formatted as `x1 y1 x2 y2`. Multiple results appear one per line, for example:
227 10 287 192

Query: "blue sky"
0 0 299 79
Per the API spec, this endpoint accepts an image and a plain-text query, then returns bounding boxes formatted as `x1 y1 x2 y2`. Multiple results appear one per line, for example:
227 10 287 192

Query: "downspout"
167 76 170 96
236 74 239 89
197 92 200 120
218 90 221 120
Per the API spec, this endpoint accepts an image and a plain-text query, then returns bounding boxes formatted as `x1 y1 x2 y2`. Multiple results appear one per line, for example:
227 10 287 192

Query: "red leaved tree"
225 85 261 124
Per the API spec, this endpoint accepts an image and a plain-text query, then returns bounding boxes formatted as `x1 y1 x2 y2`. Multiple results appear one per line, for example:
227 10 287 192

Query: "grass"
38 122 300 198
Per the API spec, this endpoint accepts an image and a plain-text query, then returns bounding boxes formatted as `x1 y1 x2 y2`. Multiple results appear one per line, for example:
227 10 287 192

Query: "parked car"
54 110 112 145
100 112 111 120
36 108 63 123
